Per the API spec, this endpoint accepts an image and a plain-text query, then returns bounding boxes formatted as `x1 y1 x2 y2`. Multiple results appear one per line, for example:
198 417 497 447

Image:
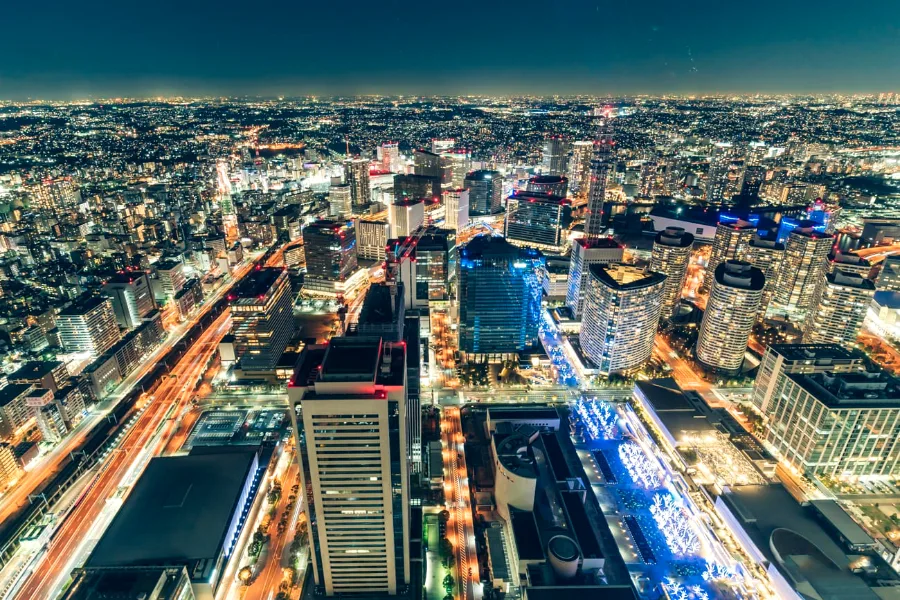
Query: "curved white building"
581 264 666 375
697 260 765 374
803 270 876 347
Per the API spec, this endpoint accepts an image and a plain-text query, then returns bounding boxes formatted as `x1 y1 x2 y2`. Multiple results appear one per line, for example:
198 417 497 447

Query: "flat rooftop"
60 295 108 316
292 337 406 388
635 378 716 434
770 344 865 364
787 370 900 409
88 449 257 569
0 384 32 408
231 267 284 299
9 360 64 381
523 586 638 600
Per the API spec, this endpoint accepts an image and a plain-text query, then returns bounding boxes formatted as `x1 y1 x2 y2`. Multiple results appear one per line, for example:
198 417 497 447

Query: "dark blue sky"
2 0 898 98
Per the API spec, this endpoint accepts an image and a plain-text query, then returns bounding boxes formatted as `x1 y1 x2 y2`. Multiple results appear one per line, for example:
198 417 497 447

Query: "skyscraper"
440 148 471 188
639 160 658 197
567 141 594 197
705 145 733 203
878 255 900 291
355 214 390 261
328 183 353 218
388 199 424 238
650 226 694 319
464 170 502 215
344 158 371 208
457 236 543 360
803 270 876 347
303 220 358 293
773 225 834 317
286 337 411 597
102 272 157 330
696 261 765 374
565 119 619 318
541 136 570 176
393 174 440 202
565 238 624 318
825 251 872 278
580 264 666 375
230 268 294 371
504 192 572 253
379 141 401 172
525 175 568 198
744 234 785 321
740 165 766 198
702 220 756 292
413 149 442 179
442 188 469 232
57 296 120 356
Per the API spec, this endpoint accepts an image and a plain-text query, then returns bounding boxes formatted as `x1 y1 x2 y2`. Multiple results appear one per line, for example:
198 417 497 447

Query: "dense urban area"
0 94 897 600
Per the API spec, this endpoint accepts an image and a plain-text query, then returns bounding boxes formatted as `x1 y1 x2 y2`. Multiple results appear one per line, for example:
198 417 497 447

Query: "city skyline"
2 0 899 99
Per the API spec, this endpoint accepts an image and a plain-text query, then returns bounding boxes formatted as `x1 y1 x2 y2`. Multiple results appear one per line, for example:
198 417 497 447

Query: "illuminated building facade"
442 188 469 232
230 268 293 370
464 170 502 215
457 236 544 360
103 272 157 330
565 238 624 319
57 296 120 356
702 220 755 292
696 261 764 374
287 337 410 596
803 270 876 347
504 192 572 253
344 158 371 208
744 234 784 320
773 225 834 317
580 264 665 375
650 226 694 318
541 135 570 176
302 220 359 296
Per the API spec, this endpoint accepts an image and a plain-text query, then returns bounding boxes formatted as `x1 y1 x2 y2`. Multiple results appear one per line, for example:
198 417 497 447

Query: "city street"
11 311 233 600
441 408 480 600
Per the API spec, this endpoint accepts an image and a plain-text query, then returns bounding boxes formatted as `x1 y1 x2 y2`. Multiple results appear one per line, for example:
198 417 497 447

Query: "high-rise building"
287 337 411 596
565 238 624 318
442 188 469 232
525 175 568 198
103 272 157 330
877 255 900 291
405 228 456 305
344 158 371 208
230 268 294 371
413 149 442 179
639 160 658 197
379 141 401 173
440 148 471 188
773 225 834 317
328 183 353 218
393 174 440 202
32 177 82 212
567 141 594 197
740 165 766 198
388 199 425 239
780 182 808 204
706 145 733 202
355 214 390 261
154 260 186 301
504 192 572 253
565 122 619 318
765 366 900 477
752 343 865 415
650 226 694 318
696 261 765 374
541 136 570 176
702 220 756 292
303 220 359 289
464 170 502 215
580 264 666 375
803 270 876 347
57 296 120 356
825 251 872 278
744 234 785 321
457 236 544 360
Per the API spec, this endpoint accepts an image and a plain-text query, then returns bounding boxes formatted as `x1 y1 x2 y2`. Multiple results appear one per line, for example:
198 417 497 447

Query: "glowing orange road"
14 312 232 600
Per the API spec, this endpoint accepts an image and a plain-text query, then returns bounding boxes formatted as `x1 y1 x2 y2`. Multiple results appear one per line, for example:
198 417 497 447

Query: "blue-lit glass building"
457 236 544 361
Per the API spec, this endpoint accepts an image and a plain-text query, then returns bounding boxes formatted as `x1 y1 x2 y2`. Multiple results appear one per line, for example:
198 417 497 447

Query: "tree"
443 574 455 594
238 566 253 585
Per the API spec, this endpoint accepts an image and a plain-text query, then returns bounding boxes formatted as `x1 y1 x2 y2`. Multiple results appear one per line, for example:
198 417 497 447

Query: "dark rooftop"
231 267 284 300
787 370 900 409
769 344 865 364
523 586 638 600
60 295 109 316
588 264 667 291
9 360 64 382
88 449 258 569
0 384 33 408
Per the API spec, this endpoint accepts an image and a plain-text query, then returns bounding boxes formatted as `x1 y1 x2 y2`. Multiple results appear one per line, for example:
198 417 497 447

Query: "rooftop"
59 295 109 316
465 169 499 181
460 235 543 262
88 449 258 570
0 384 33 408
769 344 865 364
714 260 766 291
655 226 695 247
230 267 285 300
787 370 900 409
589 264 666 291
873 291 900 309
9 360 64 381
509 191 569 205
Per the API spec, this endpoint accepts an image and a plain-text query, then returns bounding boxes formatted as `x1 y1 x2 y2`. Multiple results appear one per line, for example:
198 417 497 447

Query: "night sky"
2 0 899 98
